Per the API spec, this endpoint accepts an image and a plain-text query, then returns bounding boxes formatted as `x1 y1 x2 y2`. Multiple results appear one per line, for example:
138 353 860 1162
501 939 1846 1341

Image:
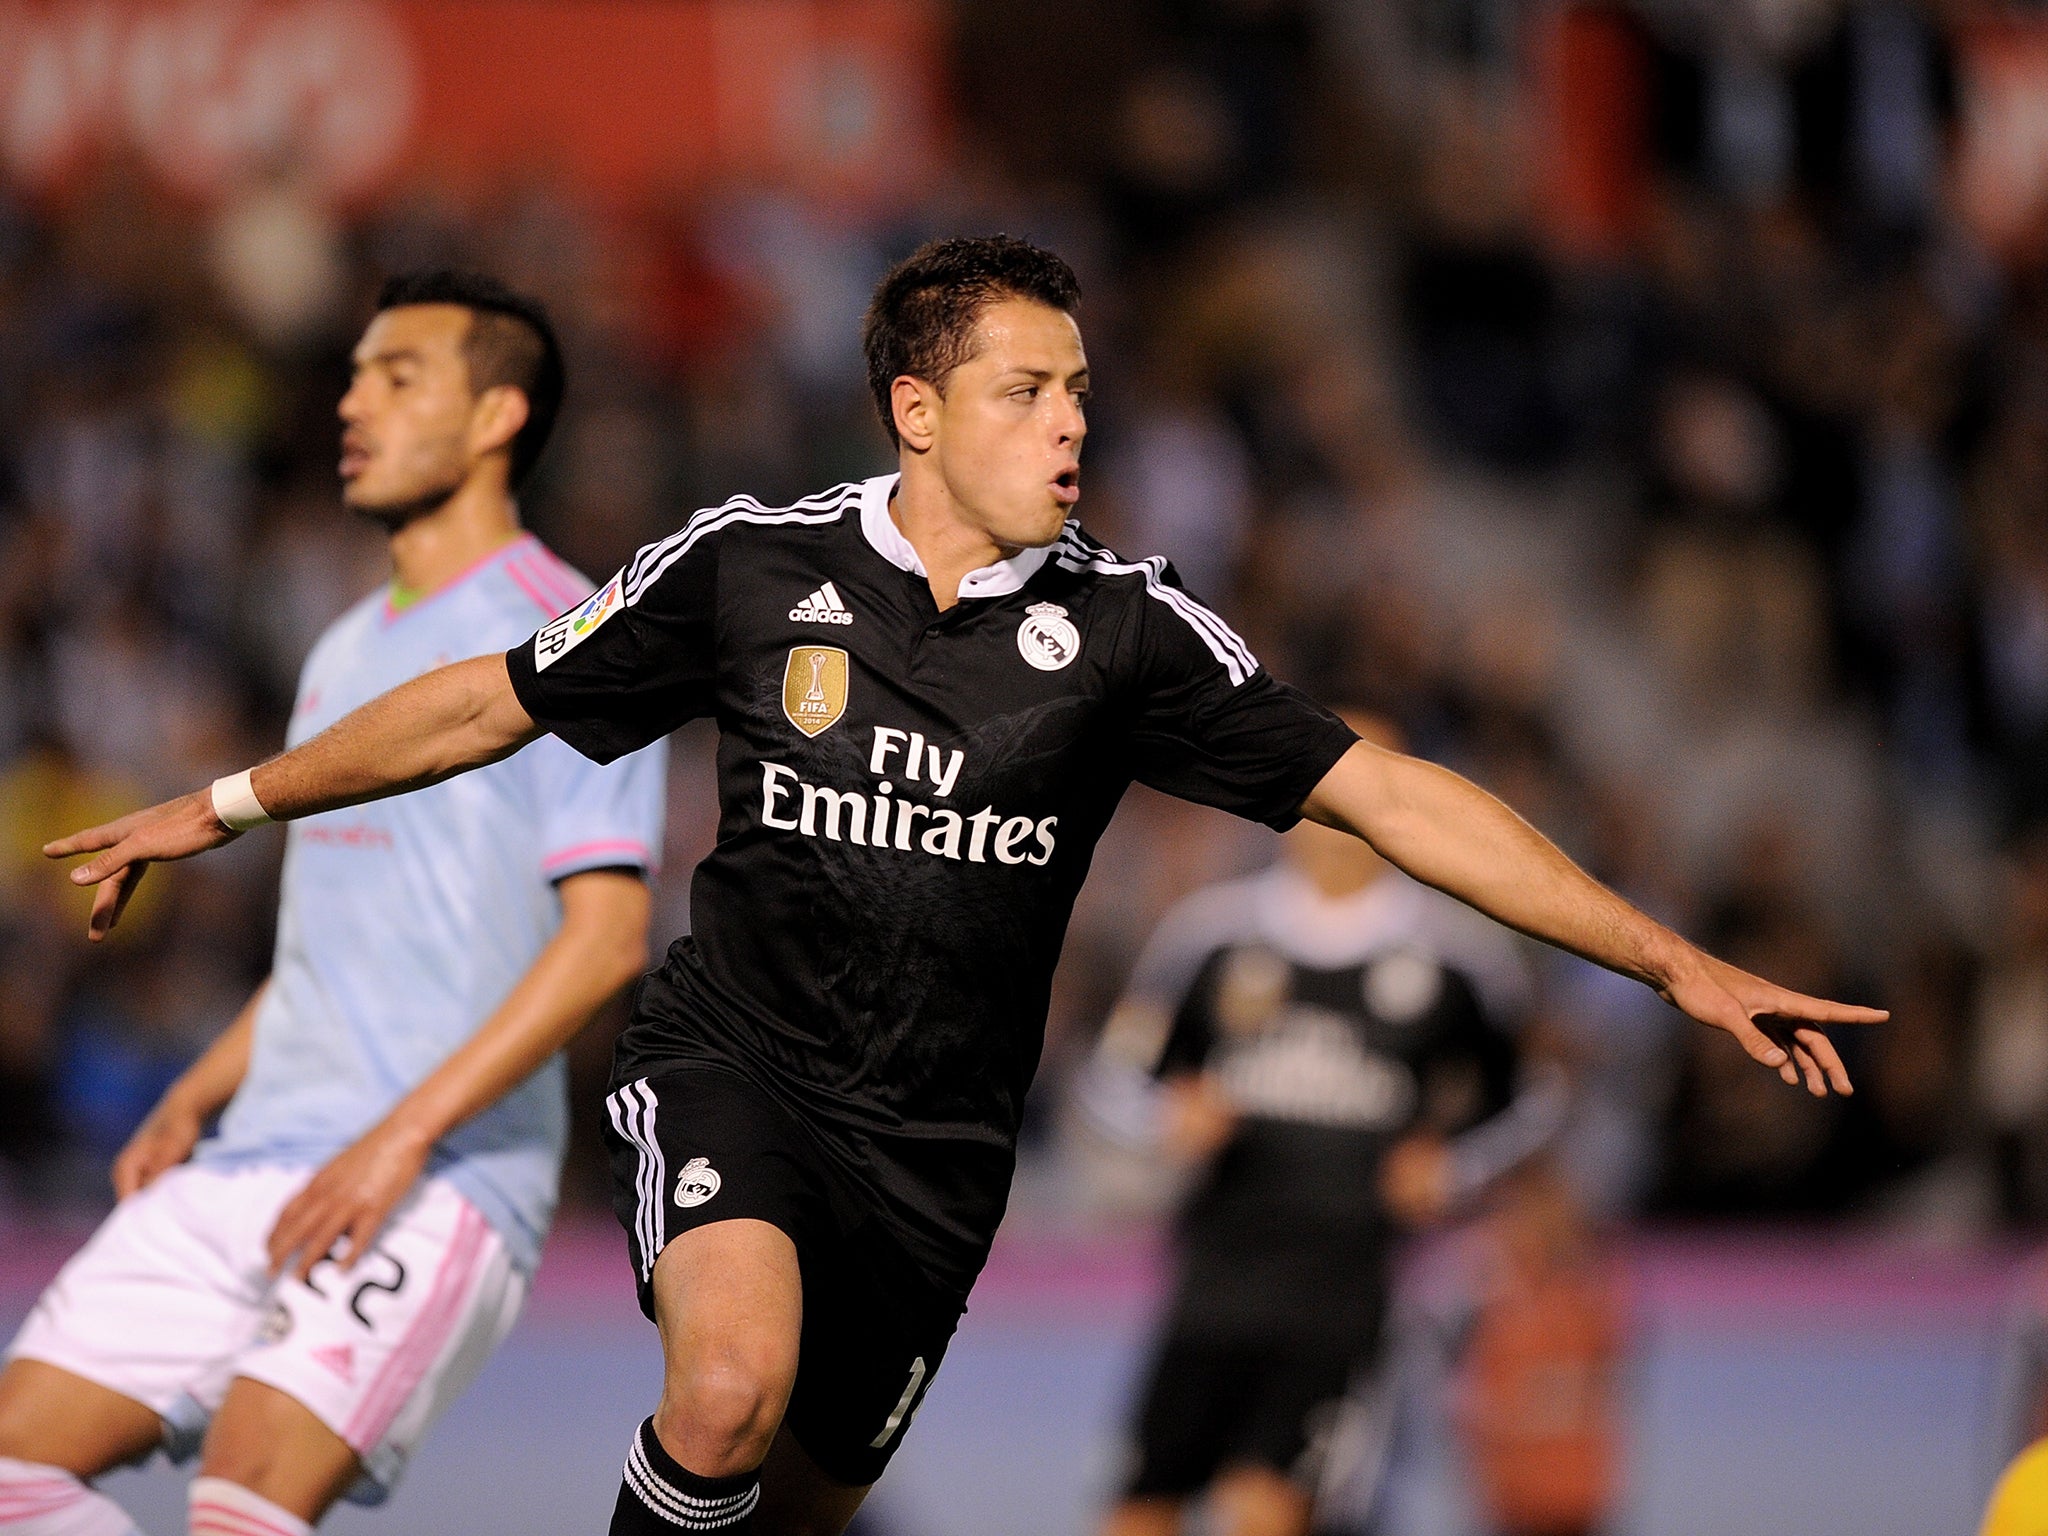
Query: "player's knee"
655 1355 785 1475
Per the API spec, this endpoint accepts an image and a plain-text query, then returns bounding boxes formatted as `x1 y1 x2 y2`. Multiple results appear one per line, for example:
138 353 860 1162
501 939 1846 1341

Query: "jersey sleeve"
505 520 721 764
1112 561 1357 829
532 731 670 884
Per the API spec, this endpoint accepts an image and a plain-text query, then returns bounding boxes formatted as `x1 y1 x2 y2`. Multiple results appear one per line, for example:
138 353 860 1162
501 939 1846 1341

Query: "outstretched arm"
44 655 540 939
1300 739 1887 1096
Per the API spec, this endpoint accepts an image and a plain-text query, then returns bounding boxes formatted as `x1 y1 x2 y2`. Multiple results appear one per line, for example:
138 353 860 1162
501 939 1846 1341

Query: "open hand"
43 789 237 940
1380 1134 1455 1228
1160 1074 1239 1163
267 1120 431 1282
112 1099 206 1199
1660 949 1887 1097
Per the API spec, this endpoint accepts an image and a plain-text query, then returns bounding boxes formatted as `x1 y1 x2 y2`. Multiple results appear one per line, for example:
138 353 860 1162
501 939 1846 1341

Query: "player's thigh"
649 1218 804 1409
0 1358 162 1476
3 1165 299 1469
753 1423 870 1536
1209 1463 1313 1536
231 1177 525 1505
777 1224 961 1491
1222 1332 1361 1514
198 1377 360 1522
1098 1494 1189 1536
1122 1328 1258 1501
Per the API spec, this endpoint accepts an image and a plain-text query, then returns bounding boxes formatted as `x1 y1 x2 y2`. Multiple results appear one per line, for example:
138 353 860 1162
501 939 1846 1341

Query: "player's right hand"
43 788 238 941
112 1100 205 1199
1160 1074 1238 1162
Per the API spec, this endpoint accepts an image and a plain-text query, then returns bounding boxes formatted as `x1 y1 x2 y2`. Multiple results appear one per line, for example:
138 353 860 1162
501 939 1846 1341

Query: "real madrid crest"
674 1156 721 1208
783 646 849 736
1017 602 1080 672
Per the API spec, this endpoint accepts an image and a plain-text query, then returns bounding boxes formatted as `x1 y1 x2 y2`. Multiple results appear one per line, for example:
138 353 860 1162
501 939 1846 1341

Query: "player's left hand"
268 1119 432 1281
1380 1135 1455 1227
1658 947 1888 1097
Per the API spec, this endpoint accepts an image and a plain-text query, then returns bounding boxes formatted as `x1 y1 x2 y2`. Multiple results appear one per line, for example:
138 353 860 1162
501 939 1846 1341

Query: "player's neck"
1304 861 1390 901
889 469 1017 611
387 482 524 605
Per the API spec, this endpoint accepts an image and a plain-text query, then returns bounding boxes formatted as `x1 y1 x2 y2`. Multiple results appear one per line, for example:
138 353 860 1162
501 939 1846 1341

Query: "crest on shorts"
783 646 849 737
675 1157 722 1208
1017 602 1080 672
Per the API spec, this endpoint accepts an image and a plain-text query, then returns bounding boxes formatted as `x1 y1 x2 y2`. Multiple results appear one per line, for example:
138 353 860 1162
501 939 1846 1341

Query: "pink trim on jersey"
189 1500 307 1536
378 533 542 626
542 838 653 874
502 557 567 619
344 1204 489 1449
510 548 585 612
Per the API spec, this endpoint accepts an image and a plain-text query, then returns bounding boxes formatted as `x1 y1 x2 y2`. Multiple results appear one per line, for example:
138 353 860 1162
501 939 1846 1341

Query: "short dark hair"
861 235 1081 446
375 269 565 489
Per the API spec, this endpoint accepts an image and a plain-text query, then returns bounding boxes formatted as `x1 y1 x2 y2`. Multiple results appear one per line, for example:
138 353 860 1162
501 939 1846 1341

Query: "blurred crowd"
1 0 2045 1248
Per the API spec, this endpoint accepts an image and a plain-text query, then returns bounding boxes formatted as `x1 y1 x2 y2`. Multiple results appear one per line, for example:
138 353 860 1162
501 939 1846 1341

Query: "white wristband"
210 770 272 832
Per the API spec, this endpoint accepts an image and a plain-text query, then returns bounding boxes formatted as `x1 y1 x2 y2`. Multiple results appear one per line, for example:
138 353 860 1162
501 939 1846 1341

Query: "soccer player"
0 272 666 1536
43 237 1884 1536
1086 714 1563 1536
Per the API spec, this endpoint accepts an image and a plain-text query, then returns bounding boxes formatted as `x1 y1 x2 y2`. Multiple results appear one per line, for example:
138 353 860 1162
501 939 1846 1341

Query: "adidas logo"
310 1343 355 1383
789 582 854 625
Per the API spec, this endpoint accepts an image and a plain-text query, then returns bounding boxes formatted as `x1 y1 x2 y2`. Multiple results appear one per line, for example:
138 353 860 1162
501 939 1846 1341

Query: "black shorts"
1123 1324 1372 1498
602 1066 964 1487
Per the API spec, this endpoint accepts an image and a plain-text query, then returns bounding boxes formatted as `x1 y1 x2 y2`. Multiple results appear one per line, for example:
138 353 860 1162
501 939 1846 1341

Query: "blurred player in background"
0 273 666 1536
1088 713 1564 1536
46 236 1882 1536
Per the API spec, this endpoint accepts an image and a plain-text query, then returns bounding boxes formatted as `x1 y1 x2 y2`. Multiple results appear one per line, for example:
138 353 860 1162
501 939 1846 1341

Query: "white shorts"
5 1162 526 1503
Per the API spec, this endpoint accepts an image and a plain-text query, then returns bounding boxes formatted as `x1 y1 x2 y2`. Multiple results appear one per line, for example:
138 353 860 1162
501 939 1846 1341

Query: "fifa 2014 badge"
534 570 624 672
1017 602 1080 672
783 645 849 737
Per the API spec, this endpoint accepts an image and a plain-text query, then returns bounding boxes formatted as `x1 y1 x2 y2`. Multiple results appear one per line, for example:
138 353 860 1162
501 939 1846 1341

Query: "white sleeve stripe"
625 502 850 606
1052 535 1257 676
624 484 858 594
1053 544 1258 685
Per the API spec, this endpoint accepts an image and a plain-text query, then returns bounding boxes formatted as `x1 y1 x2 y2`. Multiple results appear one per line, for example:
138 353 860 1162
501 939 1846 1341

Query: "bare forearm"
1304 743 1688 989
249 655 539 822
161 981 266 1120
375 873 650 1150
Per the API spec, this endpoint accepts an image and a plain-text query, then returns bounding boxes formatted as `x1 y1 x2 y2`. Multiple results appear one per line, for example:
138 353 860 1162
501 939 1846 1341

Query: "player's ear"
892 375 939 452
470 384 531 463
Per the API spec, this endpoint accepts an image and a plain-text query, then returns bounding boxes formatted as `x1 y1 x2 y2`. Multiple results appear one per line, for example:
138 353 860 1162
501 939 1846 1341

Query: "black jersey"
505 474 1357 1294
1118 864 1545 1335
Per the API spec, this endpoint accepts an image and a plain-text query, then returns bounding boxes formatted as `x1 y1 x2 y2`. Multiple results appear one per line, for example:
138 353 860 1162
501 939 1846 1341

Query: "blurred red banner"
0 0 947 207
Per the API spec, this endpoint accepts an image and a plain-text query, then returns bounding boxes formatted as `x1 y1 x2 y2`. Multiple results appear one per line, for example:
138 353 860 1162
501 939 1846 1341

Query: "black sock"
611 1416 761 1533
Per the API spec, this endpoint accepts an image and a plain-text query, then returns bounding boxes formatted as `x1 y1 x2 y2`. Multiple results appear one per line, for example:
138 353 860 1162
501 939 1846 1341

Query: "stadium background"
0 0 2044 1531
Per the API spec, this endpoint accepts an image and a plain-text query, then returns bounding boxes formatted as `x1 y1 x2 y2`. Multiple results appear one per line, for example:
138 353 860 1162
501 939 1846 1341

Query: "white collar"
857 474 1051 600
1254 864 1417 968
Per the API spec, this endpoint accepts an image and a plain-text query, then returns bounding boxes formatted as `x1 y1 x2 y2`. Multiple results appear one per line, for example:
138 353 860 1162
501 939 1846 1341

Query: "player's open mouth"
1051 468 1080 506
340 436 372 479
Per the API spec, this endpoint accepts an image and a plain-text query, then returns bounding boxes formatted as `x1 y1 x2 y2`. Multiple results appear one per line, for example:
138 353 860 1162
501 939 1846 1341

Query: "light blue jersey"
198 535 668 1274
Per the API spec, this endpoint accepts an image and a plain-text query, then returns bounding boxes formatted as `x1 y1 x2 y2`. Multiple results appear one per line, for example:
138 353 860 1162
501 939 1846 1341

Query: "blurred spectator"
0 0 2033 1258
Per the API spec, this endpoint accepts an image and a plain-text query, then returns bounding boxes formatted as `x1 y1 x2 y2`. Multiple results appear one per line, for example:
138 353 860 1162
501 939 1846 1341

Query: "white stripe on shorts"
608 1081 666 1279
